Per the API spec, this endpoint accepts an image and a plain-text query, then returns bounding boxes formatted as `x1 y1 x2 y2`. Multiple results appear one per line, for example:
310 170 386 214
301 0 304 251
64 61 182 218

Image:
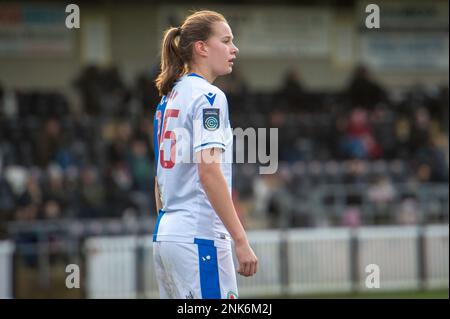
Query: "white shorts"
153 239 239 299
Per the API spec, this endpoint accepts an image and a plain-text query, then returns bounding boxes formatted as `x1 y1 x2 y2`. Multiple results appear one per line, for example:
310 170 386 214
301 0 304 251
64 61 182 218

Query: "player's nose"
231 43 239 55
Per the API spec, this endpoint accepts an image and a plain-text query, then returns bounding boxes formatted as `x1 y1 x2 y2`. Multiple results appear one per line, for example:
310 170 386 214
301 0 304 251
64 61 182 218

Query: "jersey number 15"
155 109 179 169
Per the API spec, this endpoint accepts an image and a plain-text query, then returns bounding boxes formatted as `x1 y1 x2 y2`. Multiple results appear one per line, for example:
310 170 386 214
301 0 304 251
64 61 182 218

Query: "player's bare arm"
196 147 258 277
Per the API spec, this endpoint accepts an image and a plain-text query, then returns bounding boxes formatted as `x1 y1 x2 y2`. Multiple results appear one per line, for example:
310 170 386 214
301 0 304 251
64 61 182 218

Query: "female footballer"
152 10 258 299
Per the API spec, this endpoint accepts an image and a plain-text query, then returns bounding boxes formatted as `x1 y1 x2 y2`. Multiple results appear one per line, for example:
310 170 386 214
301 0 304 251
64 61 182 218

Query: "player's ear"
193 40 208 58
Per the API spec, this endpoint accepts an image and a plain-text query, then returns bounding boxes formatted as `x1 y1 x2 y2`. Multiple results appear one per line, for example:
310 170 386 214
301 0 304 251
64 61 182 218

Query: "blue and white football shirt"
153 73 233 248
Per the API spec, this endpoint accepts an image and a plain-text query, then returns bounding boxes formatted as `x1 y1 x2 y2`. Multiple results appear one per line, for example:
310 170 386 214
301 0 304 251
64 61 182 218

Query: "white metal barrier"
357 226 420 291
0 241 14 299
85 236 137 299
424 225 449 289
287 228 352 294
84 225 449 298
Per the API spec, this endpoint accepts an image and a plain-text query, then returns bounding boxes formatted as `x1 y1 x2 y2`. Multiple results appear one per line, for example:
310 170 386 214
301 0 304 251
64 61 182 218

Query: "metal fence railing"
356 226 420 291
0 240 14 299
84 224 448 298
424 225 449 289
286 228 352 294
85 236 138 299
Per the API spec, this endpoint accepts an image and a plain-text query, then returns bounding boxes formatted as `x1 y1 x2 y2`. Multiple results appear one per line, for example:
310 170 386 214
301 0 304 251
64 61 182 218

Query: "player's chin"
224 65 233 74
217 64 233 76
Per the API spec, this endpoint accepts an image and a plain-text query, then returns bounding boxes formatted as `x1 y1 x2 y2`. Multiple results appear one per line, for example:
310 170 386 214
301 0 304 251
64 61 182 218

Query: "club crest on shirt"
203 108 220 131
227 291 238 299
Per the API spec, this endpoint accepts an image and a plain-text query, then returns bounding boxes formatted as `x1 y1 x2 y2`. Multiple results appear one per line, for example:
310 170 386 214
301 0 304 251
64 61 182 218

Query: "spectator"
127 138 152 192
368 176 396 224
135 66 162 113
340 108 382 159
78 166 106 219
347 65 388 109
105 162 134 218
277 68 305 112
36 118 62 168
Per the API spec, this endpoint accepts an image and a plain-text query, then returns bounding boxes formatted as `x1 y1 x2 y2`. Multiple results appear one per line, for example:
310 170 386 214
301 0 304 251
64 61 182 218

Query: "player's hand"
235 240 258 277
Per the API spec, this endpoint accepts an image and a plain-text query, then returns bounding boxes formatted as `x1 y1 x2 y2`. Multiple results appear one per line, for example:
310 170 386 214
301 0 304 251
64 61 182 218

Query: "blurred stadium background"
0 0 448 299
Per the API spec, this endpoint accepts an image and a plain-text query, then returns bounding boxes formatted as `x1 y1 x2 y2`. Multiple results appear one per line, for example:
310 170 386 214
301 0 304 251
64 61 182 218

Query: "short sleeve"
191 90 228 153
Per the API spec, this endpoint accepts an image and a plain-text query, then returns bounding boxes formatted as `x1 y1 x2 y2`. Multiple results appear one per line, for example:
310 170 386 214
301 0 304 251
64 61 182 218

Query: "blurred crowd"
0 65 448 233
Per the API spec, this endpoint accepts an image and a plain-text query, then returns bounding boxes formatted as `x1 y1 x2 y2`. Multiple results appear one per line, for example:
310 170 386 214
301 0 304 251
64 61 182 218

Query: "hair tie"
176 27 182 36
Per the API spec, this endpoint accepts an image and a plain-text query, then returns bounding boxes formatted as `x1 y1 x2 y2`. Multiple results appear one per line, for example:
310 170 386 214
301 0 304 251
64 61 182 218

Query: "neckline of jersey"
187 72 206 80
